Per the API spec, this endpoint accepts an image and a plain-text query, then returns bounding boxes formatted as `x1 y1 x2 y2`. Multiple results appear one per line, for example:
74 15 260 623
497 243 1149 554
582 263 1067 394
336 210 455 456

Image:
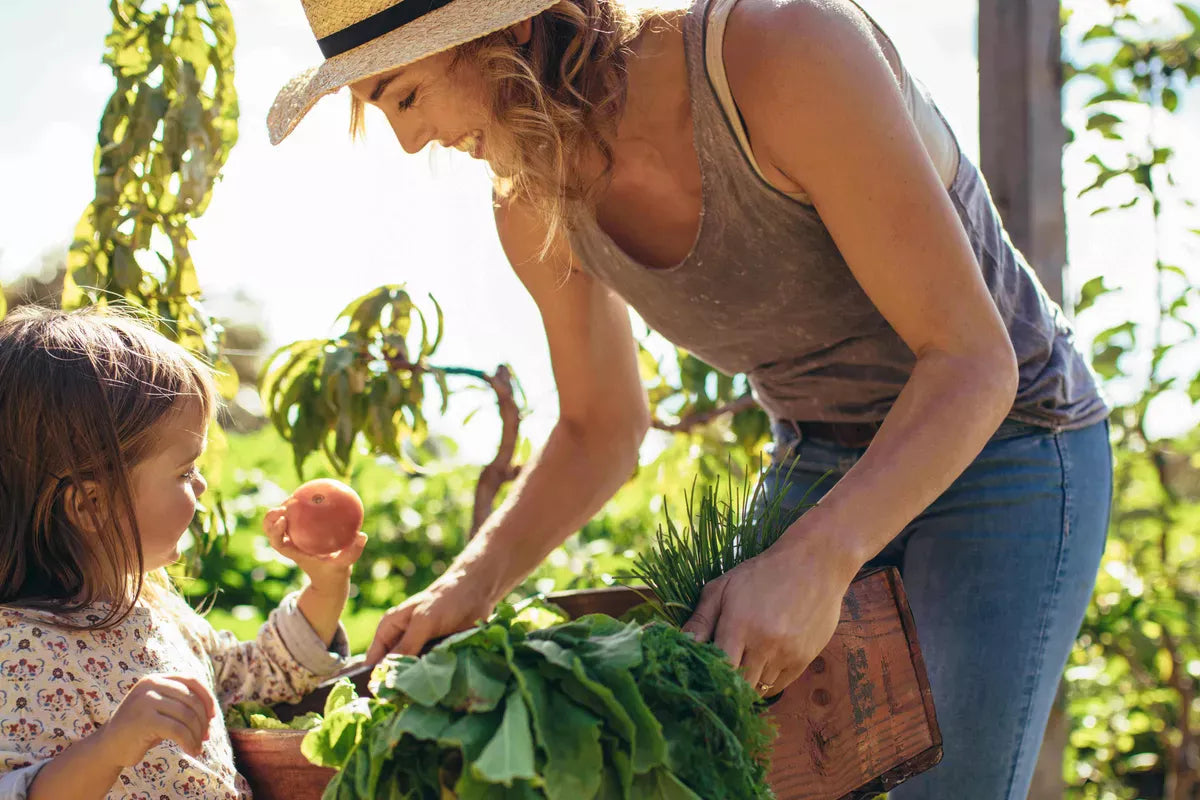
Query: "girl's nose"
192 471 207 498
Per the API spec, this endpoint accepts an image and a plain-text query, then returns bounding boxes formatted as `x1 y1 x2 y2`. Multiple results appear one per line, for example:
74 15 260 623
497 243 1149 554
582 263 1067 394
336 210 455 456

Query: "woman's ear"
510 17 534 45
63 480 106 533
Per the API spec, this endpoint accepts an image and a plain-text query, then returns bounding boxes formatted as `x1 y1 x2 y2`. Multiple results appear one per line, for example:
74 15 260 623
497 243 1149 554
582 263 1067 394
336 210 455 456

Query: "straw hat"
268 0 559 145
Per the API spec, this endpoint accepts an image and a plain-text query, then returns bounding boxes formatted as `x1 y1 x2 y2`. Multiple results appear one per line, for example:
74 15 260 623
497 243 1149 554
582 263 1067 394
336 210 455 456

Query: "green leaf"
1082 23 1115 41
247 713 291 730
1075 276 1116 315
441 706 506 763
340 285 401 334
1086 88 1134 105
426 293 445 356
521 638 578 673
1086 111 1124 132
471 689 537 786
443 649 511 713
1091 344 1126 381
591 666 665 773
522 669 604 800
390 703 453 742
455 771 540 800
110 243 141 289
631 768 703 799
324 677 358 715
531 616 642 671
288 711 324 731
1095 320 1137 345
1178 1 1200 31
554 660 638 749
302 696 373 768
379 649 458 706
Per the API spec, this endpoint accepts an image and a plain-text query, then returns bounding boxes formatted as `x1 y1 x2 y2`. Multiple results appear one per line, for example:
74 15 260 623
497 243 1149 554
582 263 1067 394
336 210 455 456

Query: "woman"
269 0 1112 796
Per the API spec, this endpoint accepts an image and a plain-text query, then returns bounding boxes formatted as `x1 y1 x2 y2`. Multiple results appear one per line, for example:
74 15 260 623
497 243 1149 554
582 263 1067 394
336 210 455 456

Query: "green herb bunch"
627 471 814 627
301 607 775 799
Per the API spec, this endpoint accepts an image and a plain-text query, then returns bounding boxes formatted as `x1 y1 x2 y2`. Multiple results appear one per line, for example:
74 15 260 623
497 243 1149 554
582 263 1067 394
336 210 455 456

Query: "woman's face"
349 48 495 160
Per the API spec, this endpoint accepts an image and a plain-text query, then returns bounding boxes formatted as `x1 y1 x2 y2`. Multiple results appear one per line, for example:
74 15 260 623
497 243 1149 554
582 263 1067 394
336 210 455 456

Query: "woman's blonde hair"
351 0 681 250
0 305 218 629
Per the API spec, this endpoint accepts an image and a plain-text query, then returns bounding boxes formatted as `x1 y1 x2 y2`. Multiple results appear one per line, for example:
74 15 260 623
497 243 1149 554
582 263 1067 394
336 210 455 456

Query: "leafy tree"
1061 2 1200 797
64 0 237 380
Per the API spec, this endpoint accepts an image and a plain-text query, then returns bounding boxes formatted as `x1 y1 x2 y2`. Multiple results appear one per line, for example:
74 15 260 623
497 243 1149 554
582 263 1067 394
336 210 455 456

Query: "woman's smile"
446 131 484 159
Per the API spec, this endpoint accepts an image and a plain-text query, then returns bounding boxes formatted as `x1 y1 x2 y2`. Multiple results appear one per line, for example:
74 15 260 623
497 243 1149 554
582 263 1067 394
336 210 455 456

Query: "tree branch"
383 354 522 537
651 395 757 434
471 365 521 537
1161 627 1197 800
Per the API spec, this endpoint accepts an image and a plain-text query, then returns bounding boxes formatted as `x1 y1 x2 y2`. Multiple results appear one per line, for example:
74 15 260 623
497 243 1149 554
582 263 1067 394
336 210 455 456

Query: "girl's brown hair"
0 306 217 628
350 0 685 251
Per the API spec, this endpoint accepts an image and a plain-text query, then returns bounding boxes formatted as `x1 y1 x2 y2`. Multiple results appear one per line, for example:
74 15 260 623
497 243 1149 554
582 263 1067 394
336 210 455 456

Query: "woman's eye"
398 89 418 111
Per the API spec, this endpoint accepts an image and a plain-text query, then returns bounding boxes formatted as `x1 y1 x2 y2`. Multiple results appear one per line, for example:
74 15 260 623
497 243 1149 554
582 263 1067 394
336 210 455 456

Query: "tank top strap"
678 0 780 194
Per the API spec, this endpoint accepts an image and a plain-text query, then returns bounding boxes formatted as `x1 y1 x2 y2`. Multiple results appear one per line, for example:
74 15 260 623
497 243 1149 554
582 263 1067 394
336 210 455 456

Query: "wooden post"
978 0 1067 306
979 5 1071 799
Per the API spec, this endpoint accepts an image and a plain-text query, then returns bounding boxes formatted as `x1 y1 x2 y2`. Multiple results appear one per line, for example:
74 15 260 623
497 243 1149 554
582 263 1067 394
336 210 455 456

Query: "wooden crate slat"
764 569 941 799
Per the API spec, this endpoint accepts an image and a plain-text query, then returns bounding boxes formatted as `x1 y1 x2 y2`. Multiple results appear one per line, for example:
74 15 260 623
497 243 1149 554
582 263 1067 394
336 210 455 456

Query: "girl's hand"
366 565 496 664
681 532 858 695
97 674 216 766
263 507 367 592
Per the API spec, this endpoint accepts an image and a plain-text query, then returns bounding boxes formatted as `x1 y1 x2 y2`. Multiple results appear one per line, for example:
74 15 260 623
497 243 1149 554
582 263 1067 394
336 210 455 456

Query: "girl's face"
128 400 209 571
350 49 495 160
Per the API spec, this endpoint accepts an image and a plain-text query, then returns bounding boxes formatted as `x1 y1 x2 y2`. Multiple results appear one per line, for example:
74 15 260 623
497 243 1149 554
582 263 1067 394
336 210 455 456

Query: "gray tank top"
567 0 1108 430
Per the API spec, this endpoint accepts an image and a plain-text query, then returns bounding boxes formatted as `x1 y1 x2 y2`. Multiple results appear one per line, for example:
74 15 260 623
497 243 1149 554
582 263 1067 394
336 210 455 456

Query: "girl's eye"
398 89 418 111
181 466 198 481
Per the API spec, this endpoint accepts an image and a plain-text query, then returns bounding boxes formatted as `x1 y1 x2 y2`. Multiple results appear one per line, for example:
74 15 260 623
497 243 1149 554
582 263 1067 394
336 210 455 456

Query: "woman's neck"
618 11 690 146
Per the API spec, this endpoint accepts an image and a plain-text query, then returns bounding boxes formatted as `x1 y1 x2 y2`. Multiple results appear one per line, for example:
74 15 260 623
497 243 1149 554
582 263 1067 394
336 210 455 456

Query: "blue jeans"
760 419 1112 800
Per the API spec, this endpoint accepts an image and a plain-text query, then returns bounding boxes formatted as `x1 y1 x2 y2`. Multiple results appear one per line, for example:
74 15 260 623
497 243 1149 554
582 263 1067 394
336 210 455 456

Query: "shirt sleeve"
0 763 45 800
186 591 352 710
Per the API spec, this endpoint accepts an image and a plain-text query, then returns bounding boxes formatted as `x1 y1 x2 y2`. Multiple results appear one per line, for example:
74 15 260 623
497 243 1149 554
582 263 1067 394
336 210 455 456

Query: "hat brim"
268 0 559 145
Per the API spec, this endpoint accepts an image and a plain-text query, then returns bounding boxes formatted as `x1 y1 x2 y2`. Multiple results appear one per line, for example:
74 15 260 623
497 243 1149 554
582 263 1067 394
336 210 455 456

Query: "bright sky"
1 0 1196 459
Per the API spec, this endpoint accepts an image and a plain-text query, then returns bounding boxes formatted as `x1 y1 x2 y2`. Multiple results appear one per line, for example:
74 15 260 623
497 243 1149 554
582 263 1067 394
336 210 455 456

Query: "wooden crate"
239 567 940 799
547 567 941 799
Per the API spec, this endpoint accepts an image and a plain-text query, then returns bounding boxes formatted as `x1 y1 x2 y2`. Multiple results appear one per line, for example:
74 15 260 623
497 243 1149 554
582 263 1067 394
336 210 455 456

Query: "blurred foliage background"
1060 3 1200 798
1 0 1198 797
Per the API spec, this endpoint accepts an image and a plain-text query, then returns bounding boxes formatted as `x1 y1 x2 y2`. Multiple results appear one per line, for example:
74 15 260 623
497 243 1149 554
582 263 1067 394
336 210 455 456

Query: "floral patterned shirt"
0 591 350 800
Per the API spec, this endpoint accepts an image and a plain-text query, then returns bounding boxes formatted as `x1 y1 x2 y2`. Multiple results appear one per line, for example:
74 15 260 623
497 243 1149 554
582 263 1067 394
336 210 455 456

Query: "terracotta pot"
227 729 334 800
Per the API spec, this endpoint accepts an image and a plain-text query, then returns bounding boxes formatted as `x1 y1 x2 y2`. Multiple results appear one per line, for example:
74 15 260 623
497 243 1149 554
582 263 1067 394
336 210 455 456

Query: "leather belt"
795 420 881 449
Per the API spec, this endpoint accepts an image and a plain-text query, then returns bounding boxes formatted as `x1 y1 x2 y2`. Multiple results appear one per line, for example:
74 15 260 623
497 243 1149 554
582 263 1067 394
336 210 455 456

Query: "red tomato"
282 479 364 556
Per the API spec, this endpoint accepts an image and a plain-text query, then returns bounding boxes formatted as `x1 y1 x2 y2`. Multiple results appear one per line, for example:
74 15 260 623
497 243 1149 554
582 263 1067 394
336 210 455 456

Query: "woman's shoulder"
721 0 881 66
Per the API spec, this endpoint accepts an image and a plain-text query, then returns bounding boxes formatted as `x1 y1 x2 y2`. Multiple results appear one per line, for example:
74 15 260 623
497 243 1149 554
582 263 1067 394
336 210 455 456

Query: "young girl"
0 305 368 800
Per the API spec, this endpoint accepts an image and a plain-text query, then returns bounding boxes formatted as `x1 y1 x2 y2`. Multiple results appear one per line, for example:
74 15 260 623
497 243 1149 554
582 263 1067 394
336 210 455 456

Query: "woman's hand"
365 565 497 664
681 530 858 695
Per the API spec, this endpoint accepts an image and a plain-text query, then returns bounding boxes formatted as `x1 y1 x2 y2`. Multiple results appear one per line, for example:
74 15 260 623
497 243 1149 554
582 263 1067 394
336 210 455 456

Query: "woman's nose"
385 113 432 155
